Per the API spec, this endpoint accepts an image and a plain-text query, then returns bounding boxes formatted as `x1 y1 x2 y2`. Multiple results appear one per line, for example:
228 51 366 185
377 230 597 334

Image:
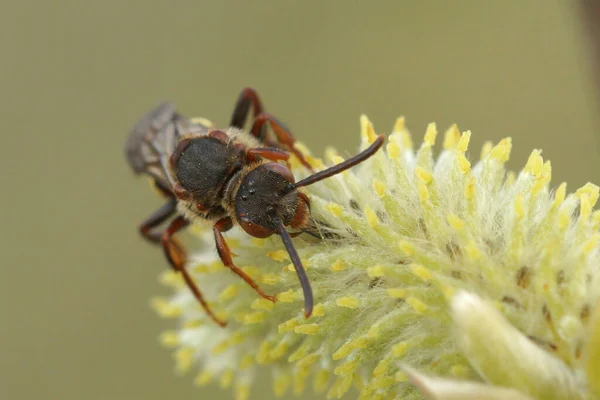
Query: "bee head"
234 163 310 238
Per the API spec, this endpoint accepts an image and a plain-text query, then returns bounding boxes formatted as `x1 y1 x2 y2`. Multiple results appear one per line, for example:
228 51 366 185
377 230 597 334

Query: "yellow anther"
386 140 400 160
183 319 203 329
305 155 325 169
465 175 475 200
256 341 271 364
219 284 239 301
334 359 359 376
174 347 194 373
465 241 481 261
293 366 311 395
423 122 437 146
410 263 433 281
489 137 512 162
194 370 213 386
277 289 299 302
239 354 254 369
331 155 346 166
297 353 320 368
554 182 567 207
211 339 231 355
364 205 379 228
416 166 433 184
401 130 414 149
370 375 395 390
373 179 386 198
580 194 592 221
235 383 250 400
558 209 570 230
407 297 428 313
480 141 493 160
295 323 320 335
240 266 260 278
443 124 461 150
243 311 265 325
457 130 471 152
451 364 469 377
336 296 360 309
325 147 340 163
326 202 344 217
219 368 234 388
394 370 408 382
273 372 291 397
593 211 600 230
251 238 265 247
360 114 378 143
286 259 309 272
288 344 310 362
457 153 471 174
151 297 181 318
332 337 368 360
367 265 386 278
331 259 346 271
392 341 409 357
294 142 311 156
398 241 415 256
447 214 464 231
279 318 298 333
514 194 525 220
269 342 289 360
267 250 288 262
159 331 179 348
260 273 280 285
418 181 430 204
583 234 600 254
524 149 543 175
329 375 353 399
393 116 406 133
252 298 274 311
372 359 389 377
312 303 326 317
159 270 183 287
313 369 330 393
387 287 408 299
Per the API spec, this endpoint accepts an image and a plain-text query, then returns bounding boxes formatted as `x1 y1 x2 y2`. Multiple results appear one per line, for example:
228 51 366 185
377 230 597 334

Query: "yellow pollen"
580 194 592 221
457 130 471 152
370 375 395 390
336 296 360 309
465 176 475 200
331 375 354 399
305 155 325 169
387 288 408 299
243 311 265 325
367 265 386 278
392 341 409 357
554 182 567 207
578 182 600 207
457 153 471 174
407 297 428 313
424 122 437 146
277 289 299 302
297 353 320 368
364 205 379 228
151 297 182 318
394 370 409 382
443 124 461 150
273 372 291 397
219 368 234 388
235 383 250 400
480 141 493 159
159 270 183 287
418 181 430 204
514 194 525 220
251 238 265 247
267 250 288 262
401 130 413 149
312 303 326 317
524 149 543 175
288 344 309 362
583 234 600 254
373 179 386 198
593 211 600 230
372 359 390 377
159 331 179 348
294 323 320 335
182 319 203 329
269 342 289 360
278 318 298 333
447 214 464 231
239 354 254 369
326 202 344 217
174 347 194 373
211 339 232 355
410 263 433 281
334 359 359 376
293 366 310 395
360 114 378 143
332 337 368 360
251 298 274 311
260 273 280 285
386 140 400 160
331 259 346 271
314 369 330 393
256 341 271 364
219 283 239 301
416 166 433 184
489 137 512 162
194 370 213 386
558 209 571 230
505 171 516 187
398 240 416 256
331 155 345 165
393 116 406 132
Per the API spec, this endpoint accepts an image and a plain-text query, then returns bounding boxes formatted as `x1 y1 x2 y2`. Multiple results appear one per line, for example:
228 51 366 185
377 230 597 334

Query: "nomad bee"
125 88 384 326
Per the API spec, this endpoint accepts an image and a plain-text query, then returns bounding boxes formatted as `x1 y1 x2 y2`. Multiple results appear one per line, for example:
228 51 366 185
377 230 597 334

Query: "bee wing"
124 103 210 193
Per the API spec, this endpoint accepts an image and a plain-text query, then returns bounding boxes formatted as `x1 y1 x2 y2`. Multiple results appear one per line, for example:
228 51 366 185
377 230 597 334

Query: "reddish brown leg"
213 217 276 302
230 87 266 139
250 113 313 170
162 216 226 327
139 198 177 244
246 147 290 166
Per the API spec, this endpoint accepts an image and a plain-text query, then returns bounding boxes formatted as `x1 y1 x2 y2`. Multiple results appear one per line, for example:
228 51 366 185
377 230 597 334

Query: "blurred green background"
2 1 599 399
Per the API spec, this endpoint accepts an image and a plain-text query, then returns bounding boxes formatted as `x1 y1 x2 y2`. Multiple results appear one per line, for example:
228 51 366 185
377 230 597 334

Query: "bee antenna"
292 135 384 189
268 209 313 318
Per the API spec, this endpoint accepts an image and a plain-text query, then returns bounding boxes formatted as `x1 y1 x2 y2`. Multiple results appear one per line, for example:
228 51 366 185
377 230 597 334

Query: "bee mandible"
125 88 384 326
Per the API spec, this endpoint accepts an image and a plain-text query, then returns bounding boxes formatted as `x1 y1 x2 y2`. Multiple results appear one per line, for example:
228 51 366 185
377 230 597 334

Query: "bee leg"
138 197 177 243
230 87 267 137
250 113 314 171
162 216 227 327
246 147 291 168
213 217 277 302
